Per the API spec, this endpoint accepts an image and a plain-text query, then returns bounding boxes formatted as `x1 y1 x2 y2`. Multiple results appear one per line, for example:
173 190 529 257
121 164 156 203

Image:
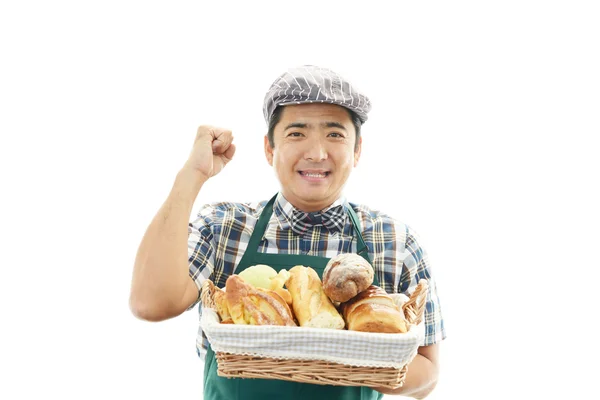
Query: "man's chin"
297 192 337 208
298 190 328 202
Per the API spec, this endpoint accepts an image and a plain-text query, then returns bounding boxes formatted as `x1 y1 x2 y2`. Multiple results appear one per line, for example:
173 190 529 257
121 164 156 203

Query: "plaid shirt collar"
273 192 348 235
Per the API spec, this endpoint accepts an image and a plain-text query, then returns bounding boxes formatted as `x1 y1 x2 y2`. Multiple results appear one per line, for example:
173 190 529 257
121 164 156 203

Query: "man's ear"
354 136 362 167
264 135 274 166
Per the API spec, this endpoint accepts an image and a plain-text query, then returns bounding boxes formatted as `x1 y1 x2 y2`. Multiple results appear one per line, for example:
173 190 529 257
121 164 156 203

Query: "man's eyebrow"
323 122 347 130
283 122 347 130
284 122 308 130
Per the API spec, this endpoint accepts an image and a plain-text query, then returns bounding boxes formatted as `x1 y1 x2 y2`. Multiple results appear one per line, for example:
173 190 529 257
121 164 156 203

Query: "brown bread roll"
322 253 375 302
225 275 296 326
285 265 345 329
340 285 408 333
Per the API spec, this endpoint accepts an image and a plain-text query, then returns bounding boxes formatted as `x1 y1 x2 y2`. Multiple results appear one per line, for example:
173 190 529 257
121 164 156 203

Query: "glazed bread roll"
340 285 408 333
285 265 345 329
225 275 296 326
322 253 375 302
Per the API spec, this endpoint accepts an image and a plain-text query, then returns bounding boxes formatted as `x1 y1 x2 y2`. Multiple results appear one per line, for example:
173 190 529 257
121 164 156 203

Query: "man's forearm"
130 167 207 320
373 350 439 398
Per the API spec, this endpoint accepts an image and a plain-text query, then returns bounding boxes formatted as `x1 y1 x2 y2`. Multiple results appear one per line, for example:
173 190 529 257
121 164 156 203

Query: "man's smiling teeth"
300 171 328 177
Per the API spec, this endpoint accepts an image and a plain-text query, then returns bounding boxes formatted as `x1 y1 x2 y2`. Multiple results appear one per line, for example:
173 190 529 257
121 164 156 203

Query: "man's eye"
328 132 344 138
288 132 303 137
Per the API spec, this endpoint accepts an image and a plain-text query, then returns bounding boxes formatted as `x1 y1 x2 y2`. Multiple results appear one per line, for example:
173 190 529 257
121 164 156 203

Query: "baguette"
285 265 345 329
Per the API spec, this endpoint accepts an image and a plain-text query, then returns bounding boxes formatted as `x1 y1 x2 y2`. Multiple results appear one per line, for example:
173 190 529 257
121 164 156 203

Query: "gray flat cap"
263 65 372 125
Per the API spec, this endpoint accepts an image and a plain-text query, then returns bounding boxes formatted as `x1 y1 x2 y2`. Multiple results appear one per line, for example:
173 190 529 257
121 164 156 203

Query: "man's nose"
304 138 328 161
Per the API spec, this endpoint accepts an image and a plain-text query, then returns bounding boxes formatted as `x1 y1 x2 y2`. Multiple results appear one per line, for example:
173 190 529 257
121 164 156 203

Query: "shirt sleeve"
399 225 446 346
185 204 217 311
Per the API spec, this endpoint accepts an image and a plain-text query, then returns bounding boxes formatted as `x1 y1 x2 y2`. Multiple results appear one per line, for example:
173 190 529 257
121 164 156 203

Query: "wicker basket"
200 279 428 389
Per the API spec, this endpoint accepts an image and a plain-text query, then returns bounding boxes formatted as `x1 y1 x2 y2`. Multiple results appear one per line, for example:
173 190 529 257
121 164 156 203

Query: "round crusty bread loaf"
322 253 374 302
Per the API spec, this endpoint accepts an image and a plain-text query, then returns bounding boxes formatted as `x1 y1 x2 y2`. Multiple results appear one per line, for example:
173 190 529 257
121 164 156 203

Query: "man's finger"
212 132 234 153
222 143 236 161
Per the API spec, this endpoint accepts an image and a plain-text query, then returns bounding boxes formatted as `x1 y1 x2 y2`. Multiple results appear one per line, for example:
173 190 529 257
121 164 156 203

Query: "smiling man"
130 65 446 400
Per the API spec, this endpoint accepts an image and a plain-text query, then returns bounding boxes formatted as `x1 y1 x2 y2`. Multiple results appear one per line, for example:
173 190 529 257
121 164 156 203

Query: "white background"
1 1 599 399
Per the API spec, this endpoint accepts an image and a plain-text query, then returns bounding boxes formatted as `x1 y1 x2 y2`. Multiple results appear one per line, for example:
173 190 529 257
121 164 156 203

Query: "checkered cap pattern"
263 65 372 124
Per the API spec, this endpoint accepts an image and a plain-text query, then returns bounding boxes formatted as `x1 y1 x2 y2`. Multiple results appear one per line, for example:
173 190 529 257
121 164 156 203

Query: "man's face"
264 103 361 212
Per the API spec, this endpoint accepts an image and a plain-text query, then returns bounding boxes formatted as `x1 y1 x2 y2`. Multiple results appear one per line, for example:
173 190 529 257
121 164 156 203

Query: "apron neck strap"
345 204 372 264
244 193 278 253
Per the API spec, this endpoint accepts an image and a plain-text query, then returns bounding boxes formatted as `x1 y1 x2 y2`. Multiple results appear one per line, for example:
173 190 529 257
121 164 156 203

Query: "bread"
225 275 296 326
340 285 408 333
322 253 375 302
238 266 293 306
285 265 345 329
213 286 233 324
238 264 278 289
255 287 296 322
269 269 292 305
271 287 292 306
269 269 290 290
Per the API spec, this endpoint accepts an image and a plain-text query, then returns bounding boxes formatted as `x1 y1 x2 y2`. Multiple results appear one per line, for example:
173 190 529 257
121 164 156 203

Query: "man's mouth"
298 171 330 178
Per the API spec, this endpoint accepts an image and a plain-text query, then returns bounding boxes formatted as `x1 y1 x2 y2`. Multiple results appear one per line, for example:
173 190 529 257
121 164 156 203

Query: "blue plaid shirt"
188 193 446 358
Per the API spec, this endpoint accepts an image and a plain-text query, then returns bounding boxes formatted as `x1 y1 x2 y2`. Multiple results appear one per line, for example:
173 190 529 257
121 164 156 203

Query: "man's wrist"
177 166 209 187
170 166 208 205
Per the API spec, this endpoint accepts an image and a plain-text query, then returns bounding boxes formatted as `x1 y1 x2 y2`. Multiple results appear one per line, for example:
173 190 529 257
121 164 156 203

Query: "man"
130 65 446 399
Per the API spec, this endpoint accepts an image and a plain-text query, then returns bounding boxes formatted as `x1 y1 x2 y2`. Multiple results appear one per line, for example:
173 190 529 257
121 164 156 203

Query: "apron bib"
203 194 383 400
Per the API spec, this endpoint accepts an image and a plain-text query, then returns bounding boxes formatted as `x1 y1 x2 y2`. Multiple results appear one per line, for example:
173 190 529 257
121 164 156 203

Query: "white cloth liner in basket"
200 293 425 369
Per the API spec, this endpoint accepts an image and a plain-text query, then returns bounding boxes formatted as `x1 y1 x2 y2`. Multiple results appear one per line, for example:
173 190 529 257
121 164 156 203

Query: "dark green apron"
203 194 383 400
